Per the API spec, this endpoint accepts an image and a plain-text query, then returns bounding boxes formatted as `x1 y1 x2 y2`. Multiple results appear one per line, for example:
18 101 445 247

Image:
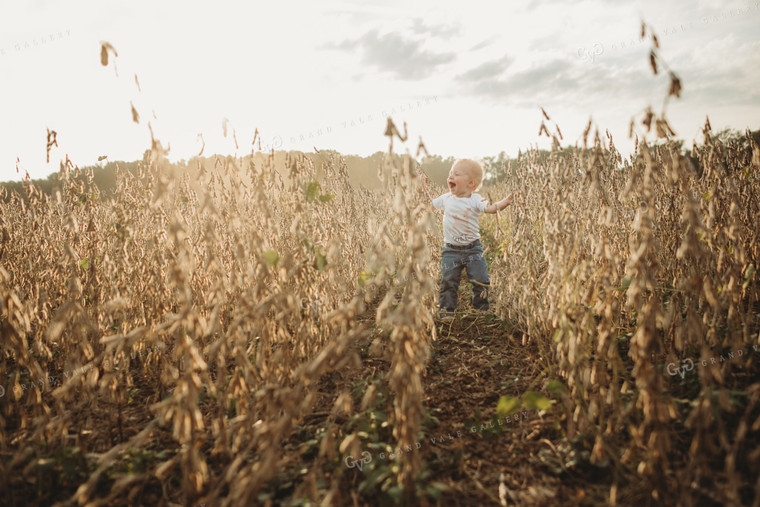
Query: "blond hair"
452 158 484 191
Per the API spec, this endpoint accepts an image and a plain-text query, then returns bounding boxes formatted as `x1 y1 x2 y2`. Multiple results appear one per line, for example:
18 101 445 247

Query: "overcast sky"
1 0 758 182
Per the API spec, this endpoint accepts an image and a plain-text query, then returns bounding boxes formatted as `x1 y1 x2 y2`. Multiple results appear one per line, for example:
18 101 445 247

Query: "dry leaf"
668 72 682 98
130 101 140 123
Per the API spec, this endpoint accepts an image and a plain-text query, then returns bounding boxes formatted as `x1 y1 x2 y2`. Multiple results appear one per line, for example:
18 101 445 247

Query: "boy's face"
447 162 477 197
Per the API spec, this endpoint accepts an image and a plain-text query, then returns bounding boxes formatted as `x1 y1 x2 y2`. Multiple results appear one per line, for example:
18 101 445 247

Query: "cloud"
457 59 575 101
469 37 497 52
675 41 760 106
330 29 457 80
410 18 460 38
456 54 513 82
453 54 674 113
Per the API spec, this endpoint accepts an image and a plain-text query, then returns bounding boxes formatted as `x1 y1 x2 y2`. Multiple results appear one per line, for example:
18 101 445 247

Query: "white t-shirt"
431 193 487 245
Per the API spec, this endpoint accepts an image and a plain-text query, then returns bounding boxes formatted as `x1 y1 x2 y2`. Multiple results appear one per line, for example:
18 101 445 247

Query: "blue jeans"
439 240 490 312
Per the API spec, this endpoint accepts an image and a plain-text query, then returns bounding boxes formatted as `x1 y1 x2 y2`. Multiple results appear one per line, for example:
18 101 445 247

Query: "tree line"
2 128 757 203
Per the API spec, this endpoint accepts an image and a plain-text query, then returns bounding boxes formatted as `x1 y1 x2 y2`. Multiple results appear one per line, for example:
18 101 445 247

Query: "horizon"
4 127 753 187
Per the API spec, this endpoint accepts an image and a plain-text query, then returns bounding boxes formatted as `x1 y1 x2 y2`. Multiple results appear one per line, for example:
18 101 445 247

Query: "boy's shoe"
436 309 455 322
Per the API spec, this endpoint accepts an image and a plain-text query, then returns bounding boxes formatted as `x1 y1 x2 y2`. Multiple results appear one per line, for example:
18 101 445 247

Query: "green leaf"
426 482 452 500
358 271 374 287
545 380 567 398
262 250 280 267
304 181 320 202
315 251 327 271
496 395 521 417
359 467 389 493
79 258 90 270
318 193 335 202
302 439 319 452
522 391 552 411
744 264 756 291
386 485 404 502
615 277 632 291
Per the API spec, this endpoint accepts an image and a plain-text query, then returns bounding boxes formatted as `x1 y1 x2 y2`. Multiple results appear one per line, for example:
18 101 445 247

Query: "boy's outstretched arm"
484 192 519 214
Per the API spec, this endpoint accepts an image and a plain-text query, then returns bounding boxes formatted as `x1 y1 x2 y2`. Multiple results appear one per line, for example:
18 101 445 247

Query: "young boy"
421 159 516 321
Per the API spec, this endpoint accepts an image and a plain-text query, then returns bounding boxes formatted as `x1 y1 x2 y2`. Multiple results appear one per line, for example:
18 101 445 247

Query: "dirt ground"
307 302 618 507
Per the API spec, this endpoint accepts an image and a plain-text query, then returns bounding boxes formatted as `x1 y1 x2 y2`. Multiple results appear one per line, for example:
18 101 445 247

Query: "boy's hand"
505 192 522 206
485 192 520 213
512 192 524 206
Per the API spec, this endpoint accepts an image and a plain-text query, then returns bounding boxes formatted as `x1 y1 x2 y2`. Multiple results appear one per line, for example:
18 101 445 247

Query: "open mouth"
448 181 456 191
